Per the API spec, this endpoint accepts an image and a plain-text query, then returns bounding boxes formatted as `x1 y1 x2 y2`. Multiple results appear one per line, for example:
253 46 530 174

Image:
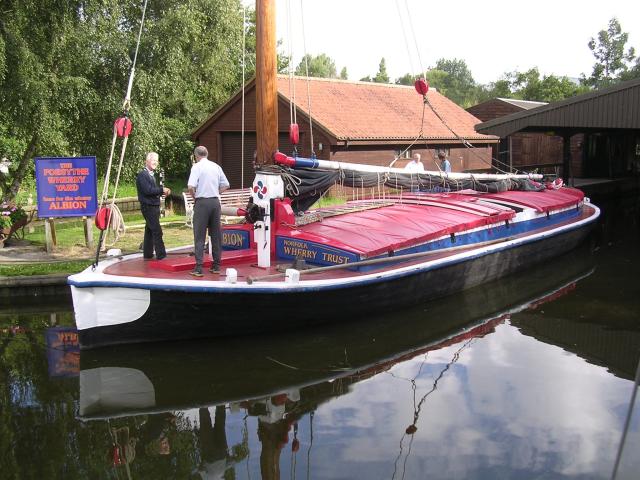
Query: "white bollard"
225 268 238 284
285 268 300 284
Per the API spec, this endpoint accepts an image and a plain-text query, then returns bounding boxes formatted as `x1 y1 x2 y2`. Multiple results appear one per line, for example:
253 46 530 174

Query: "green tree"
584 17 636 87
295 53 337 78
0 0 249 203
485 68 589 102
373 58 389 83
430 58 477 107
240 6 289 79
475 78 512 103
0 0 97 203
620 58 640 81
395 73 416 86
339 67 348 80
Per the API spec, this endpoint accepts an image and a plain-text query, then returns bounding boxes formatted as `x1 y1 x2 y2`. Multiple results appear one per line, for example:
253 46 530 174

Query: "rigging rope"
286 0 295 126
388 101 428 168
95 0 148 259
402 0 426 79
241 5 246 189
424 95 514 174
306 411 314 480
299 0 315 157
394 0 528 176
394 0 415 76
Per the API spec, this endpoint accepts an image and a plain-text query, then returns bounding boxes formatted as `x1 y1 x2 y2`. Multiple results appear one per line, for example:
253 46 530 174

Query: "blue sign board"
45 327 79 378
35 156 98 218
276 236 360 266
222 229 250 250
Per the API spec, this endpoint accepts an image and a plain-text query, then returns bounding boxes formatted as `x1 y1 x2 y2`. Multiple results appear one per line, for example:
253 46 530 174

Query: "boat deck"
104 201 594 282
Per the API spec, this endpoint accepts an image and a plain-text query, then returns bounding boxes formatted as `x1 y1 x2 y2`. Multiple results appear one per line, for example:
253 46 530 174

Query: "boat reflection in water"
78 251 597 479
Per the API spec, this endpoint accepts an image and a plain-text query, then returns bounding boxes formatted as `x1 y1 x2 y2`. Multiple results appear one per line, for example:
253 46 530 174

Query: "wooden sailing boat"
68 0 600 349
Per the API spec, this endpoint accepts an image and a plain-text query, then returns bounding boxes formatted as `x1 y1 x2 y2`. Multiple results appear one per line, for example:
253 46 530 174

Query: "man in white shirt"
404 153 424 173
187 145 230 277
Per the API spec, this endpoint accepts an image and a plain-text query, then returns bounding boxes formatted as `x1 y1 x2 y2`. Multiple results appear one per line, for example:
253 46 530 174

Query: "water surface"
1 199 639 479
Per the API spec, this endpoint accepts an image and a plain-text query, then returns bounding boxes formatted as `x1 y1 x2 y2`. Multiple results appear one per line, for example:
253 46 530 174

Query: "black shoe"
156 254 167 260
209 265 220 274
189 268 203 277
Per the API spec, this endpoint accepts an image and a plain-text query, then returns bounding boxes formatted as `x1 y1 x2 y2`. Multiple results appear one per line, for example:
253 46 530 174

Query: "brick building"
192 76 498 188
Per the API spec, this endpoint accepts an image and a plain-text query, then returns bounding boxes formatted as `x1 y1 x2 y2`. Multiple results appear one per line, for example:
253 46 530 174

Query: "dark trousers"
193 197 221 268
141 204 166 259
199 406 228 464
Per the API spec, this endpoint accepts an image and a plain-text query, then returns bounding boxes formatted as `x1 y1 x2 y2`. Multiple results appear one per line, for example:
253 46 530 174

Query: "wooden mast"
255 0 278 166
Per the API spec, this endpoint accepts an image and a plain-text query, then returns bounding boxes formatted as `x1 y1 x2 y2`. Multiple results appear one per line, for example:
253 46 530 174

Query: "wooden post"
83 216 94 249
256 0 278 166
45 218 57 253
562 133 573 186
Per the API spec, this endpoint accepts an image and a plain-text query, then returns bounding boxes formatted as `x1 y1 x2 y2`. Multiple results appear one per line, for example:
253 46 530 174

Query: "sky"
243 0 640 85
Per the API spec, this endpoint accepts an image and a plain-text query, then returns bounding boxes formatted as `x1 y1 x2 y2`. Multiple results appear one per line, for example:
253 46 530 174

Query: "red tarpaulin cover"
285 189 582 257
290 201 514 257
481 188 584 212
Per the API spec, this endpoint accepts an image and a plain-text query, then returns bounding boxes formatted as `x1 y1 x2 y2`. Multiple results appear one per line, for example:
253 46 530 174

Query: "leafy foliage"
429 58 476 107
361 57 389 83
483 68 589 102
373 58 389 83
0 203 26 228
394 73 415 86
584 17 637 87
0 0 248 203
295 53 337 78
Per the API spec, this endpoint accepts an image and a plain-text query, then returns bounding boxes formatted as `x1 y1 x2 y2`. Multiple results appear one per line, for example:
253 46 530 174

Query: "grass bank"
3 190 348 277
2 213 195 277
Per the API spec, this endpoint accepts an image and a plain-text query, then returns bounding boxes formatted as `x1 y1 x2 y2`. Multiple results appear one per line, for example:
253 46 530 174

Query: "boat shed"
466 98 565 172
475 78 640 183
192 75 498 188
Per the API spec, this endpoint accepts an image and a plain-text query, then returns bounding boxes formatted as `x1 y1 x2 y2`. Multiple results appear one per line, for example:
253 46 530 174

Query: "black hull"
79 246 595 418
79 223 595 349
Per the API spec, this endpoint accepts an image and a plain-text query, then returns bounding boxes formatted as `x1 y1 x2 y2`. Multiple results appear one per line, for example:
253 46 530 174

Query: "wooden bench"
183 188 252 227
182 191 195 227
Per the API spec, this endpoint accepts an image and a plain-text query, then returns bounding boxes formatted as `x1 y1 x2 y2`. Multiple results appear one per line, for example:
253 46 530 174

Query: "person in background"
136 152 171 260
438 151 452 173
404 153 425 172
187 145 230 277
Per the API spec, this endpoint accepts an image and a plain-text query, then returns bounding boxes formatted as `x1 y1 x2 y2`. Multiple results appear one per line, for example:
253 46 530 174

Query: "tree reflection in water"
5 229 640 479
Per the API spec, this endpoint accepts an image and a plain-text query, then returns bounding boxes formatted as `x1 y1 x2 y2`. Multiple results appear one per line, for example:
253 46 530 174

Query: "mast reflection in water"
2 219 639 479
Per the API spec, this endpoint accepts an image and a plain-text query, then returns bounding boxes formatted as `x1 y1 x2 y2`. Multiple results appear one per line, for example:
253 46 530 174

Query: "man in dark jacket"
136 152 171 260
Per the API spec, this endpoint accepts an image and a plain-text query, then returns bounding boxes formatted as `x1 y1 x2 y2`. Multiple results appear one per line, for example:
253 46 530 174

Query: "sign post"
35 157 98 252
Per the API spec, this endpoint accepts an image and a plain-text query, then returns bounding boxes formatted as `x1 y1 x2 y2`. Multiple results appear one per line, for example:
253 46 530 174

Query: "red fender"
95 207 112 231
414 78 429 95
546 178 563 190
289 123 299 145
114 117 133 138
112 445 122 465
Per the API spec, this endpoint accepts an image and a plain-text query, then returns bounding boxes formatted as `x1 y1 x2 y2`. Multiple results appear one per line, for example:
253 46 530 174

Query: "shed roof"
276 76 496 143
496 98 547 110
476 77 640 137
193 75 498 144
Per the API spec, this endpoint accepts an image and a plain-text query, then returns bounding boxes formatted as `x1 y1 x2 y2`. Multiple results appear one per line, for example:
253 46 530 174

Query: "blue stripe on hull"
69 208 592 295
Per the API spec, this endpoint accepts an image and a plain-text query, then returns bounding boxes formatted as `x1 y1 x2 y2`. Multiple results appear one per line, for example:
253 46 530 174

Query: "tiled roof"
277 76 496 142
